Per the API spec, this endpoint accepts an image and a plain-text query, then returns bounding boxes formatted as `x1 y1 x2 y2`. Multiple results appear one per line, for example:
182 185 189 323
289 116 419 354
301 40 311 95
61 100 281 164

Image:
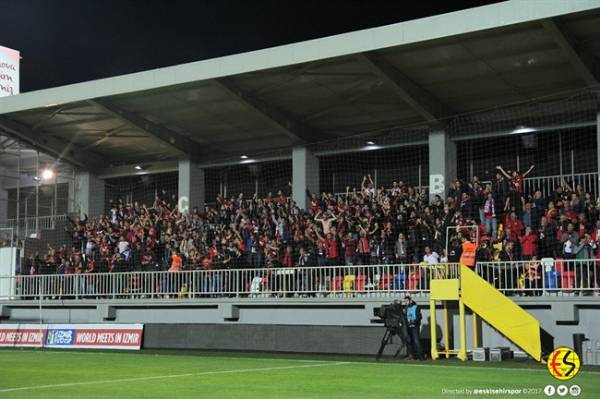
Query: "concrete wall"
1 296 599 364
143 324 401 356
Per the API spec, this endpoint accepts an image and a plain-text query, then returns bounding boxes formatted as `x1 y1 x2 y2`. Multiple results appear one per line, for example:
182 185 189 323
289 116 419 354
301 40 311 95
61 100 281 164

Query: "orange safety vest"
169 254 183 272
460 242 477 267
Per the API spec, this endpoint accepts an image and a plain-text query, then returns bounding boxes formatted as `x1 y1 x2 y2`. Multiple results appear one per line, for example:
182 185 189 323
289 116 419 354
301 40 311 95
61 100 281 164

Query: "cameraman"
403 296 424 360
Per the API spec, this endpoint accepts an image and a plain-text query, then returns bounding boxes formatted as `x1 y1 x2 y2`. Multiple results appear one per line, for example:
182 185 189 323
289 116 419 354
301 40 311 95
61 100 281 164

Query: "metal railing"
0 215 68 238
476 258 599 295
523 172 598 198
1 259 597 301
2 263 450 300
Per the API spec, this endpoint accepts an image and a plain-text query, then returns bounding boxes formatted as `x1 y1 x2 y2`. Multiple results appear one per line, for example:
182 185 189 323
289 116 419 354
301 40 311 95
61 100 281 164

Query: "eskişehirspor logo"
46 329 75 345
547 347 580 380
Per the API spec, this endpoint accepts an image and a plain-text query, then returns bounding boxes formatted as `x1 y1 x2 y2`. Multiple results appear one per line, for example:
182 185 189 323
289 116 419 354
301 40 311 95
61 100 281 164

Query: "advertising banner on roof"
0 45 20 97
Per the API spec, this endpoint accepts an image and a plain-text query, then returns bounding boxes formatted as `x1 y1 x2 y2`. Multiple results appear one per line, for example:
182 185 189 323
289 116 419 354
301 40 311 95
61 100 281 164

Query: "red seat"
555 258 565 274
261 275 269 288
561 271 575 290
331 276 343 291
355 274 367 291
408 272 421 291
379 273 392 289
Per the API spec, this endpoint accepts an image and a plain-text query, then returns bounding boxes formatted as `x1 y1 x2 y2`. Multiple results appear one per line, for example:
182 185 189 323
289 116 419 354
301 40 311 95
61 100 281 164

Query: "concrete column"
428 129 456 202
597 107 600 192
178 158 205 214
76 171 105 218
67 176 76 214
292 146 319 210
0 173 8 223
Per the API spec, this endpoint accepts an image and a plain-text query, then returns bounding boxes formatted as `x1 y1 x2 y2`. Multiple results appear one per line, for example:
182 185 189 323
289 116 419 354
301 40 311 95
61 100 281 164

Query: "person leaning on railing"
573 234 595 292
459 236 477 268
166 251 183 298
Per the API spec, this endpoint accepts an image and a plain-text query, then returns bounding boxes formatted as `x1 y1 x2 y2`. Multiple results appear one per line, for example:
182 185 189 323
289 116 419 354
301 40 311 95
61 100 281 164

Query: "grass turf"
0 349 599 398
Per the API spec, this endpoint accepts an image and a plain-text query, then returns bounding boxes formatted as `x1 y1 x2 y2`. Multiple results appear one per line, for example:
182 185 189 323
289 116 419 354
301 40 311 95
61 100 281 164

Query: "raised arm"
314 211 324 222
361 175 370 190
312 226 324 241
562 178 573 192
327 211 337 223
522 164 535 178
369 223 379 236
495 165 511 179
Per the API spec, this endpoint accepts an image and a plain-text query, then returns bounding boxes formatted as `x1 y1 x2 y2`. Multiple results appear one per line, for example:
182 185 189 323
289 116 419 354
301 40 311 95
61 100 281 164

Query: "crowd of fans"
19 164 600 293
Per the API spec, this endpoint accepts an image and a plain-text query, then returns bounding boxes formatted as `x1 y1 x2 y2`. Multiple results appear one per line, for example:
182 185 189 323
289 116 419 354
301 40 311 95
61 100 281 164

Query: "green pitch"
0 350 599 398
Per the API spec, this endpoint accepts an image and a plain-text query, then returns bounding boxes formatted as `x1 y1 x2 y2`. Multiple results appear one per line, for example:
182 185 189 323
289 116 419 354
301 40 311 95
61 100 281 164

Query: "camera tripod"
375 324 410 360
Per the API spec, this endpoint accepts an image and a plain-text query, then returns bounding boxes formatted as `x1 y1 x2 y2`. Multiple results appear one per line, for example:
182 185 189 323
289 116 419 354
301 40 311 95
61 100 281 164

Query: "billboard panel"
0 324 144 350
0 45 20 97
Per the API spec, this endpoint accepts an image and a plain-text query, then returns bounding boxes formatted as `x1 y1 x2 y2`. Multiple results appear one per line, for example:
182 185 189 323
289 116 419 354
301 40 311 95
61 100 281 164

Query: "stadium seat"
408 271 421 291
379 273 392 290
343 275 355 293
561 271 575 291
544 270 559 290
394 272 406 290
250 276 263 295
355 274 367 291
331 275 343 292
554 258 565 274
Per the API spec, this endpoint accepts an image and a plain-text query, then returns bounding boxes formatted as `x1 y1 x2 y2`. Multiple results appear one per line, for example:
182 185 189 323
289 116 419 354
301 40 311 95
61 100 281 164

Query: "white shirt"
118 240 129 254
423 252 440 264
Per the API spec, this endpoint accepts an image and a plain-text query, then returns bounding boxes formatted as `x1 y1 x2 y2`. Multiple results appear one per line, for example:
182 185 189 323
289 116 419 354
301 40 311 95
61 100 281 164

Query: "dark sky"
0 0 502 92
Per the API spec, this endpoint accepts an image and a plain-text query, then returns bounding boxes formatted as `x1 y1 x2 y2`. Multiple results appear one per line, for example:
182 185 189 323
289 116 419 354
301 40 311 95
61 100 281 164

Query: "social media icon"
569 385 581 397
557 385 568 396
544 385 556 396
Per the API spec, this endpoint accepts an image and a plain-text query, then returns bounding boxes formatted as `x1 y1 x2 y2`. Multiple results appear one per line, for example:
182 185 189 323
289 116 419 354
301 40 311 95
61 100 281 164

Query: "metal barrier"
1 263 453 300
0 260 597 301
476 258 599 295
522 172 598 198
0 215 68 238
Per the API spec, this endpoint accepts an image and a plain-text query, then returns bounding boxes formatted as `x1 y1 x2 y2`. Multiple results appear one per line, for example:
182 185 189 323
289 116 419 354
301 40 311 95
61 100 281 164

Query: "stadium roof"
0 0 599 174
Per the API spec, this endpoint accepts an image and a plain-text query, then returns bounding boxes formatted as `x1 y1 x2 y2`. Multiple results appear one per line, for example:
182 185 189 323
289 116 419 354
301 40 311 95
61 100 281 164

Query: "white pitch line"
0 361 351 394
1 350 599 375
0 349 334 363
342 361 600 375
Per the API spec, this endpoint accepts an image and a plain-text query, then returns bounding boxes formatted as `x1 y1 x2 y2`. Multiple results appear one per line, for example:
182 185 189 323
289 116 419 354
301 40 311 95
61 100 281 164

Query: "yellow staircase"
429 264 542 362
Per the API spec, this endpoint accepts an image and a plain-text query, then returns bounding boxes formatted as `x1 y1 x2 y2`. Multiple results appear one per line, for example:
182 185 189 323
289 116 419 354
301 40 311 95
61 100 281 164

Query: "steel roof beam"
541 18 599 86
89 97 209 158
356 53 452 125
213 78 319 144
0 116 105 170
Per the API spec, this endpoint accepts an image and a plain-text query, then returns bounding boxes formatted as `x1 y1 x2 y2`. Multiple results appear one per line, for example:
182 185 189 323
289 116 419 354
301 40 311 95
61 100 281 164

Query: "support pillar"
67 172 76 214
76 171 105 218
0 174 7 223
178 158 205 214
597 107 600 194
292 146 319 210
428 129 456 202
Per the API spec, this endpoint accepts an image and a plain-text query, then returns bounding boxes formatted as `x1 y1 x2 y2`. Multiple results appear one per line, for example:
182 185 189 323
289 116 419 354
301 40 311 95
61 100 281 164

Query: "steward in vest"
459 237 477 267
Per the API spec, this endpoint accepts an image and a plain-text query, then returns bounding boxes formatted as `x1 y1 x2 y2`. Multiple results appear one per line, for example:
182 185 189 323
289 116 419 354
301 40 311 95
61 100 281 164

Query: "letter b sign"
429 174 445 195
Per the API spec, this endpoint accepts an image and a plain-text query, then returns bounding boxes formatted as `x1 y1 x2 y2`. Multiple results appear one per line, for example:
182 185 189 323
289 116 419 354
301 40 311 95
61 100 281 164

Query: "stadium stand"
1 0 600 365
15 167 600 299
